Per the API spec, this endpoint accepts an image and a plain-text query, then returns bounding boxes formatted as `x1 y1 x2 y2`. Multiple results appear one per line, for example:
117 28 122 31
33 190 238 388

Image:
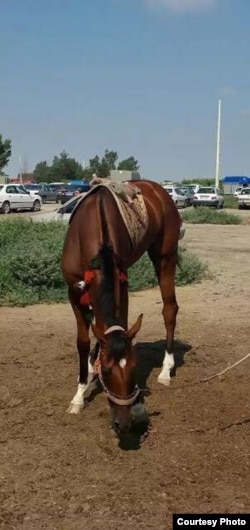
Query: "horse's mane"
98 190 128 361
98 245 129 361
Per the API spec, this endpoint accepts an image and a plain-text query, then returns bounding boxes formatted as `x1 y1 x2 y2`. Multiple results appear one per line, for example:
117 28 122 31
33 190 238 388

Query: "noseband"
94 325 140 406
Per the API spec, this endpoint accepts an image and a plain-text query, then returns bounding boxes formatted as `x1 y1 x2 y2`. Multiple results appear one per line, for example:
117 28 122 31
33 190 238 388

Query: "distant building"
110 170 141 183
222 176 250 194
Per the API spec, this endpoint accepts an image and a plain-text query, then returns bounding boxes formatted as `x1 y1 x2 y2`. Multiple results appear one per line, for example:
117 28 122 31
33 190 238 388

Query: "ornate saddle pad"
71 180 149 249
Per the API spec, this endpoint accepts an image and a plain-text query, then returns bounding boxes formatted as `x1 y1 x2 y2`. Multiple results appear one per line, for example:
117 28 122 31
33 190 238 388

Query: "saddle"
72 178 149 249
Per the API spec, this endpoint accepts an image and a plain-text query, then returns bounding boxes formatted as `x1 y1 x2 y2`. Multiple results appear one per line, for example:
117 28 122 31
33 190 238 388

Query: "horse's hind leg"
148 248 179 386
67 288 94 414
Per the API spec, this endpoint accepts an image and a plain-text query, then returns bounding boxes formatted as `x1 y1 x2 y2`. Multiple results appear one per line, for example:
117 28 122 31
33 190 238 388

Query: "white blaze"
119 358 127 369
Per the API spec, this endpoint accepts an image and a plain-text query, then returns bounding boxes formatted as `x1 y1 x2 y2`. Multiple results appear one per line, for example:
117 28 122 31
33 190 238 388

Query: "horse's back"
61 180 181 283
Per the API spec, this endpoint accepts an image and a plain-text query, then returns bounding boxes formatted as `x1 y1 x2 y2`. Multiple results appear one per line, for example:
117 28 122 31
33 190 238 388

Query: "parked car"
39 185 60 203
188 184 201 194
237 188 250 209
178 187 194 206
163 186 188 208
60 184 90 204
24 183 60 203
33 193 87 222
0 184 42 214
233 186 243 198
193 187 224 208
234 186 250 198
24 184 42 196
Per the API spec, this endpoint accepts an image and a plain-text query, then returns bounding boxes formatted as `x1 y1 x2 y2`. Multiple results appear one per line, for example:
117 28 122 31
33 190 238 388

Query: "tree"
88 150 119 177
33 152 85 183
51 151 84 181
0 135 11 175
33 161 52 183
32 149 141 183
118 156 140 171
102 149 118 171
181 178 217 187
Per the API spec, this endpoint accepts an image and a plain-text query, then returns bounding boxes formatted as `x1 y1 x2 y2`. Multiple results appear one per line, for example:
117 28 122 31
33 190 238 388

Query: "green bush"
0 219 206 306
181 206 242 224
0 219 67 306
129 248 206 291
223 195 238 209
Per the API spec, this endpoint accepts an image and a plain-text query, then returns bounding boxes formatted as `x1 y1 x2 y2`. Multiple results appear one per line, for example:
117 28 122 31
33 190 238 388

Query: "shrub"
181 206 242 224
0 219 207 306
223 195 238 209
0 220 67 306
129 248 206 291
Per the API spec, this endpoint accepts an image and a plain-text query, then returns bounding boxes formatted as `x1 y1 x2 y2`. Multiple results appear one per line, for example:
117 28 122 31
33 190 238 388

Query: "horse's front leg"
67 290 94 414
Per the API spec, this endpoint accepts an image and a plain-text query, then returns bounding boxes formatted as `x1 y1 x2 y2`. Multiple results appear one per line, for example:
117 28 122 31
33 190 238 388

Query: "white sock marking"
71 383 88 406
70 356 95 409
158 350 175 385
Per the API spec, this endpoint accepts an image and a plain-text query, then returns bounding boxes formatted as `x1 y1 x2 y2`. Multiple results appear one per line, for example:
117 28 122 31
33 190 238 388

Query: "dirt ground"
0 220 250 530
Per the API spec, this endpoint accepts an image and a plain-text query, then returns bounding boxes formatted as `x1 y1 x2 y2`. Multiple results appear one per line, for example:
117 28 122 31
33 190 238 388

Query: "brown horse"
61 180 183 437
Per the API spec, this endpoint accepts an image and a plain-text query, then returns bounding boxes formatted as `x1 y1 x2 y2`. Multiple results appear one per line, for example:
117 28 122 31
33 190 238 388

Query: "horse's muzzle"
131 403 149 425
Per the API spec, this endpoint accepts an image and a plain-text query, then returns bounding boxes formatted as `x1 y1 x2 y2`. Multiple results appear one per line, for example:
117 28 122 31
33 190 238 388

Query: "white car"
193 187 224 208
188 184 202 194
234 186 244 198
163 186 188 208
0 184 42 214
237 188 250 209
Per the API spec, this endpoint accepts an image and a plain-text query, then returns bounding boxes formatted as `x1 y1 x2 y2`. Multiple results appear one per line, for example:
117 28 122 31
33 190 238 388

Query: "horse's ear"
127 313 143 340
91 323 107 345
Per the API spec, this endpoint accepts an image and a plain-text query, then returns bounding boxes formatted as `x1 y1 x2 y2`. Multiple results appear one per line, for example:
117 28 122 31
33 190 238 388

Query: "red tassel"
80 291 91 306
119 272 128 284
84 270 95 284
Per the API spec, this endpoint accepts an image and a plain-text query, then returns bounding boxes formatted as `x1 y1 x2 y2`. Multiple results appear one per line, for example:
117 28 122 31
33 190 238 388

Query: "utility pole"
215 98 222 188
19 155 23 184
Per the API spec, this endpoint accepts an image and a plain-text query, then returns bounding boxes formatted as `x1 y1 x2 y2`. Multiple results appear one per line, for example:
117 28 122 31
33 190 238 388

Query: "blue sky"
1 0 250 180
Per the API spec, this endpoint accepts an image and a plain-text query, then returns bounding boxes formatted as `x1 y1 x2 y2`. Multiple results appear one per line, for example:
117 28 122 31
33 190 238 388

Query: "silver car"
237 188 250 209
0 184 42 214
163 186 188 208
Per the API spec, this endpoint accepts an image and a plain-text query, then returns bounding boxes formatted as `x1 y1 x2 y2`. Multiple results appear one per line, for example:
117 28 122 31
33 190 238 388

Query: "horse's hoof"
157 375 171 386
67 403 84 414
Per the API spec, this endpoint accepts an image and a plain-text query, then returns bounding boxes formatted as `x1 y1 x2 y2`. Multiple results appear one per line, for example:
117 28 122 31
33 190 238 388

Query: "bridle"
94 325 141 406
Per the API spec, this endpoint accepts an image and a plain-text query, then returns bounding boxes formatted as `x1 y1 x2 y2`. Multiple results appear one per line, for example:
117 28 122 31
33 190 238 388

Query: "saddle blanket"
70 179 149 249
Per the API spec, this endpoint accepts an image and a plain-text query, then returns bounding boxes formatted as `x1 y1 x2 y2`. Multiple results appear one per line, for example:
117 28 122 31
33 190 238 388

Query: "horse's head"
91 314 148 436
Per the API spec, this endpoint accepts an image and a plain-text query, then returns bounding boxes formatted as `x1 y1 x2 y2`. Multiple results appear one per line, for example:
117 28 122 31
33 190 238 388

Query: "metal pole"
215 98 221 188
19 155 23 184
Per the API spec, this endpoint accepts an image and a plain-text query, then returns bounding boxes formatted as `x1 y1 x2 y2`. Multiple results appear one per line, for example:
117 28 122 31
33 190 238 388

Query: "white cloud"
143 0 216 13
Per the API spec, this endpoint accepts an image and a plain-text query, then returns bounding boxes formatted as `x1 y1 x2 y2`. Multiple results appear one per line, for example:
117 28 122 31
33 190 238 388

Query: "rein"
78 261 137 406
94 326 140 406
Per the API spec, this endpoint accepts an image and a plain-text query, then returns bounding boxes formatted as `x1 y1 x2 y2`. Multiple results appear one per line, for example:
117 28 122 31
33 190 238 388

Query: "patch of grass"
129 247 206 291
223 195 238 209
176 247 208 285
182 206 242 224
0 219 67 306
0 218 207 306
